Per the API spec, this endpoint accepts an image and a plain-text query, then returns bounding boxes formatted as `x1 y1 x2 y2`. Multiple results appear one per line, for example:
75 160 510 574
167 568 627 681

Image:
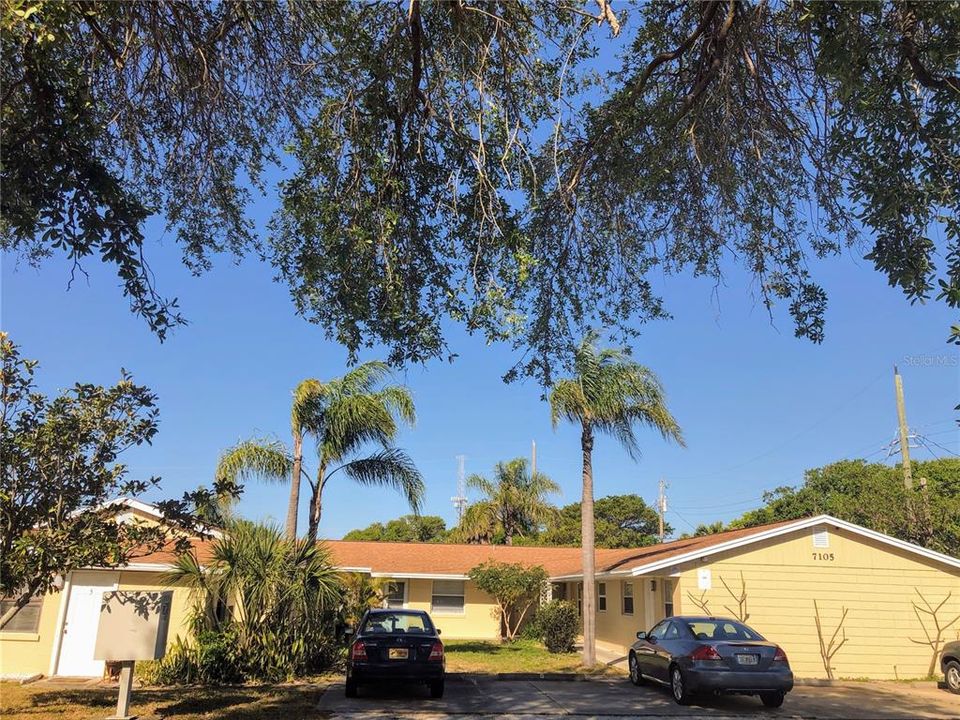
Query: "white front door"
56 571 118 677
643 578 658 631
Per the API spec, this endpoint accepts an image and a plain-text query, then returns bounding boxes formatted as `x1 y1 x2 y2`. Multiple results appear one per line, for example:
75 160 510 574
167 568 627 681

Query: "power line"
668 508 699 533
672 497 764 511
921 436 959 458
670 368 888 481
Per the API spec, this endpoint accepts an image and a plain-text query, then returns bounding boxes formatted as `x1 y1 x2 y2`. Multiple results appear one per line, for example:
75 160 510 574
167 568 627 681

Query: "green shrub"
519 611 543 640
534 600 578 653
134 631 244 685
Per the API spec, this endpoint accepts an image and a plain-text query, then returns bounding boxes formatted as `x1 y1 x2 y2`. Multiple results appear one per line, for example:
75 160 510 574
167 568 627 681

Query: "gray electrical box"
94 590 172 662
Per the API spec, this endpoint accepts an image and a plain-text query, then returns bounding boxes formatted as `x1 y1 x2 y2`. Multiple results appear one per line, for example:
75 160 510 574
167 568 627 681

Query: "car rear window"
361 612 434 635
686 620 764 641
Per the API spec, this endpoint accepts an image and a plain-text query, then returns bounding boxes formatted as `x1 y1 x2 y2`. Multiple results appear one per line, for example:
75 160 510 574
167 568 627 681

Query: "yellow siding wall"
401 579 500 641
0 590 65 678
594 577 678 655
673 527 960 680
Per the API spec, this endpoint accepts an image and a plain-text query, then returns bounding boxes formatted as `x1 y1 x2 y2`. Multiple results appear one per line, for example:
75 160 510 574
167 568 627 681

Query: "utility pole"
894 365 913 490
657 478 667 543
531 440 537 477
451 455 467 525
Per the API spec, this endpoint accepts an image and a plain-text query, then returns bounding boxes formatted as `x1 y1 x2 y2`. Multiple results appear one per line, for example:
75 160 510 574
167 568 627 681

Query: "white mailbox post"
94 590 172 720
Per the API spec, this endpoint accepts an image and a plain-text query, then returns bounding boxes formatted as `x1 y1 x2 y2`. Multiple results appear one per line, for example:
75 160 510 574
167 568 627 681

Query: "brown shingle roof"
325 518 802 578
132 538 216 567
325 540 585 577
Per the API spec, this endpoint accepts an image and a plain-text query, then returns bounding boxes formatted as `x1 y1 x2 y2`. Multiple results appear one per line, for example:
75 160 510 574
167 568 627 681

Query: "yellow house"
552 516 960 680
2 502 958 681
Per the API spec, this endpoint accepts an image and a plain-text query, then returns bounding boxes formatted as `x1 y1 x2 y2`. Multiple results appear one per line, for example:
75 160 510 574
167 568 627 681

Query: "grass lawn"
444 638 617 675
0 679 331 720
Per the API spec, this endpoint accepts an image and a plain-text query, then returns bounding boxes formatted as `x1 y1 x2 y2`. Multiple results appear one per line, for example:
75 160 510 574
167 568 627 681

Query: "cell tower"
451 455 467 524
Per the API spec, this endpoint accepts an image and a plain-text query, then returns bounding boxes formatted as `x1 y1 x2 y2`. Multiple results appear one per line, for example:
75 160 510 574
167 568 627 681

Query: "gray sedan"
628 616 793 707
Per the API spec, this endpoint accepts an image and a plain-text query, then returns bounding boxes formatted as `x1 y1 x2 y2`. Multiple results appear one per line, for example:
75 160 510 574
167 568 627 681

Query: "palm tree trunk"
285 430 303 540
580 424 596 666
307 460 326 542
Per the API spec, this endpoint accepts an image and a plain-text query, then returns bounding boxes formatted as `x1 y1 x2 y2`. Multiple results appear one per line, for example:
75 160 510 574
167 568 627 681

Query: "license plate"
388 648 408 660
736 654 758 665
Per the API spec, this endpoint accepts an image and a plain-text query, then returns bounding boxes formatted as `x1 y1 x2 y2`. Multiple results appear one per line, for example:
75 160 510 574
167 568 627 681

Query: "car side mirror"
636 631 647 640
436 628 441 635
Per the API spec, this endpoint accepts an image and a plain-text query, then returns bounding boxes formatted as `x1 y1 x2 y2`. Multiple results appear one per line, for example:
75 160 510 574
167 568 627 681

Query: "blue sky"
3 219 958 539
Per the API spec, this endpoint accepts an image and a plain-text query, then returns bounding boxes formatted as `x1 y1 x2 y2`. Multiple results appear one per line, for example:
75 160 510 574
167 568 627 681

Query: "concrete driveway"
316 675 958 719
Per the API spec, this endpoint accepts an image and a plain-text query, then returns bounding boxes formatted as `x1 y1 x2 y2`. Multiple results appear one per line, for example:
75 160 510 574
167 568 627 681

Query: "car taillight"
351 641 368 661
428 641 444 662
690 645 722 661
773 646 789 663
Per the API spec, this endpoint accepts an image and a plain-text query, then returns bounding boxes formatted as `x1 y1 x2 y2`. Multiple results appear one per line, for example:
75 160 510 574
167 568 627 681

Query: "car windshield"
361 612 433 635
685 619 764 642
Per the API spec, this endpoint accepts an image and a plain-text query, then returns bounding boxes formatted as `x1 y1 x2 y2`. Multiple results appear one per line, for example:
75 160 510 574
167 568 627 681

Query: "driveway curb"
446 672 611 682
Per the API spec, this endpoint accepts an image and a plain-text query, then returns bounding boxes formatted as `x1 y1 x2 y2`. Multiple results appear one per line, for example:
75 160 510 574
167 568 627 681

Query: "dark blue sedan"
628 616 793 707
345 609 445 698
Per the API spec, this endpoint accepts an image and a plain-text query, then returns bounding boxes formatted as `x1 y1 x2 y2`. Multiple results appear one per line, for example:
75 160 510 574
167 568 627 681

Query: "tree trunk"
285 429 303 540
307 461 327 543
580 425 596 667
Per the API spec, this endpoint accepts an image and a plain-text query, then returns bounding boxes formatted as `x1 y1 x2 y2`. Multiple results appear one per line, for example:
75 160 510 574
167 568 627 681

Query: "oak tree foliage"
3 1 958 381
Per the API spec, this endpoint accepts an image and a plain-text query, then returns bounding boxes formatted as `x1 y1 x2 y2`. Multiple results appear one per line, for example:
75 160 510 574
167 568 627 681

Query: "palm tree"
216 362 424 542
461 458 560 545
167 520 342 679
549 333 683 666
287 379 324 539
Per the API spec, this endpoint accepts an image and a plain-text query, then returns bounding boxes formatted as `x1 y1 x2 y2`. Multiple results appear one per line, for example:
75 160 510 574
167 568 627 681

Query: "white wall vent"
812 528 830 548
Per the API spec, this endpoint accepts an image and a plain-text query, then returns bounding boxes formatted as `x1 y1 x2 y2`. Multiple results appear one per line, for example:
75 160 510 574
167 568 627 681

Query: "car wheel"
670 665 692 705
430 679 445 698
946 660 960 694
761 691 785 708
345 679 358 698
628 653 645 686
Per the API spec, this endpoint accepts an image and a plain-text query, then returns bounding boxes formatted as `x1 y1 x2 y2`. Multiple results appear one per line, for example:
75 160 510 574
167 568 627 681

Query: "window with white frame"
622 581 634 615
431 580 465 614
597 582 607 612
663 579 674 617
384 581 406 609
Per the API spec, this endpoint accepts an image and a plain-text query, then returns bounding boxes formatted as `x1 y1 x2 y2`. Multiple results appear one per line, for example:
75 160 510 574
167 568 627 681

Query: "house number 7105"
811 552 835 561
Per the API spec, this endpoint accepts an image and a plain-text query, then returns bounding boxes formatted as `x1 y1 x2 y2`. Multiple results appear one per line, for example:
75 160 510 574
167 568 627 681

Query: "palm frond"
549 379 588 427
337 361 392 395
550 333 683 457
466 472 496 497
336 448 425 514
291 378 329 433
216 439 293 485
321 394 397 459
